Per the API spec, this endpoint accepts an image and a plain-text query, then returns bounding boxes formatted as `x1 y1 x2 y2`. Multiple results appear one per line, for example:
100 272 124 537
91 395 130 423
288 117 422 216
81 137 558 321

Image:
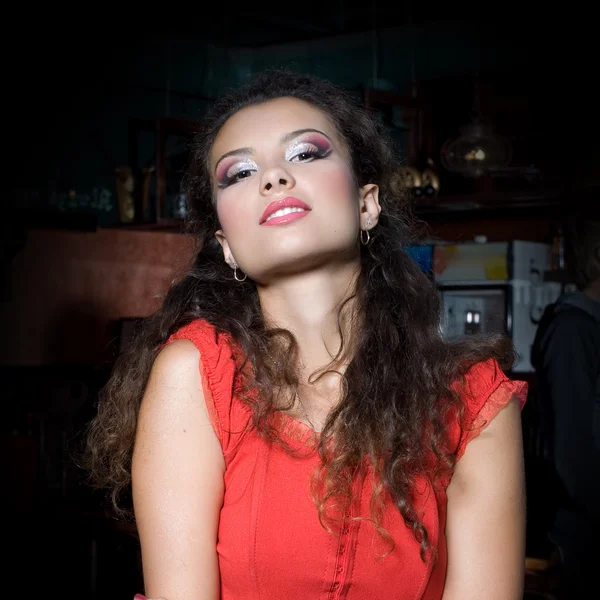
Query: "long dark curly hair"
83 69 514 562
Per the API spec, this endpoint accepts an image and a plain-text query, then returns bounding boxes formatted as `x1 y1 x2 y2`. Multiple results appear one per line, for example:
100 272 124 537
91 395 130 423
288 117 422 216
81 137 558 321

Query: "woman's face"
211 97 380 283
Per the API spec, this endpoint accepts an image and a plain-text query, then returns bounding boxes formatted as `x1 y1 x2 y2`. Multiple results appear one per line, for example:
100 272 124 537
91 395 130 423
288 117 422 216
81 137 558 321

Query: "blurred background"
2 4 598 599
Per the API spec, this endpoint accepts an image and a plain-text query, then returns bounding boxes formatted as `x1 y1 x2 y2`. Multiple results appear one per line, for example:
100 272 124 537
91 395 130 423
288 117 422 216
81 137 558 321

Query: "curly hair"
82 69 514 562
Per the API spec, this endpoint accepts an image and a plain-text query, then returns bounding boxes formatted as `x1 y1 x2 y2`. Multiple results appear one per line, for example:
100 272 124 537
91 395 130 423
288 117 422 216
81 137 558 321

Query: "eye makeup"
284 134 332 162
215 131 334 189
216 158 259 188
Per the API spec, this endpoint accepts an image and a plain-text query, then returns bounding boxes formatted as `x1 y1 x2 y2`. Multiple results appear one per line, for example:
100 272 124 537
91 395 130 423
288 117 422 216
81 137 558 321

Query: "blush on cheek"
216 195 238 231
318 164 357 207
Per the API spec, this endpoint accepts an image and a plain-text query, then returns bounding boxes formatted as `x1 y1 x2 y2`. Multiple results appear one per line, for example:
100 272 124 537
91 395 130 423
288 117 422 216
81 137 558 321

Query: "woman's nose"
260 166 295 194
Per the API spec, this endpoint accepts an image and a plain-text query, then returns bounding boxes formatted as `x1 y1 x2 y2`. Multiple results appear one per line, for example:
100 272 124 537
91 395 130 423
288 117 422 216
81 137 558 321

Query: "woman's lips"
262 210 310 226
260 197 311 225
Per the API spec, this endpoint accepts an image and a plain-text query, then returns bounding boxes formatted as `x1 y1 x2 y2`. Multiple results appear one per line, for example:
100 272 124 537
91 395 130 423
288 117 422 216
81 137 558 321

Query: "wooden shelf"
103 217 185 233
414 190 567 221
416 189 562 209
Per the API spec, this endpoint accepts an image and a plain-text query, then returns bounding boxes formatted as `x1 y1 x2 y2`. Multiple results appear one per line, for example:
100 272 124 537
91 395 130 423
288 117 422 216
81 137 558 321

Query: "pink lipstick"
260 197 311 226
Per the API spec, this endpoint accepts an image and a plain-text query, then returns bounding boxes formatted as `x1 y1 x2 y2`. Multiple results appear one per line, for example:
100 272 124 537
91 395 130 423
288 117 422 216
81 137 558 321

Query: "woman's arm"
132 339 225 600
443 395 526 600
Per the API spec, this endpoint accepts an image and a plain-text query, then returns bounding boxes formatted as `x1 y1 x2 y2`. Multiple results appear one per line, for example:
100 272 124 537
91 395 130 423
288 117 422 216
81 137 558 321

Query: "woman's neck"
257 261 361 382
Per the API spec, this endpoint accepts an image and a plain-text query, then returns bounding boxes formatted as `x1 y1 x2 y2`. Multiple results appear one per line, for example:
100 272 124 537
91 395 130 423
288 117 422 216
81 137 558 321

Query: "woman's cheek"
216 192 243 234
316 164 357 208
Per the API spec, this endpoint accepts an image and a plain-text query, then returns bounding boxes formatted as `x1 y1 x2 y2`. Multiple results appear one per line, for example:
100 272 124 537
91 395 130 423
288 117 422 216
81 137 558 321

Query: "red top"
166 320 527 600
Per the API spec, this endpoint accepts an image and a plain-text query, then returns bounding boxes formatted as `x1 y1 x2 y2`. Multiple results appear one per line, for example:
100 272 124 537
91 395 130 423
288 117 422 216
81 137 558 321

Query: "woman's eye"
289 147 319 163
286 139 331 163
293 151 317 162
219 165 256 188
233 170 253 181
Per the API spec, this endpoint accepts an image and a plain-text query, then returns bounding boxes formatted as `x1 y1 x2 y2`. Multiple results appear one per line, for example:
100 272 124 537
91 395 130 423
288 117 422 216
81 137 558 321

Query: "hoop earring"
360 229 371 245
234 267 247 282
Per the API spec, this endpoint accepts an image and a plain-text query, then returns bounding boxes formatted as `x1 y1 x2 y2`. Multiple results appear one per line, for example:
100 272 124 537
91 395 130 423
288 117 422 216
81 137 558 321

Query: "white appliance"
433 241 562 372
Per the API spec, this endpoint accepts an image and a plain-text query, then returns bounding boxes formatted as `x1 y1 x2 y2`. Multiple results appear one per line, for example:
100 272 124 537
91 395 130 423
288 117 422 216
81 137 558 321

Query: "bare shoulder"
134 336 224 468
450 394 523 492
148 338 203 387
138 339 214 431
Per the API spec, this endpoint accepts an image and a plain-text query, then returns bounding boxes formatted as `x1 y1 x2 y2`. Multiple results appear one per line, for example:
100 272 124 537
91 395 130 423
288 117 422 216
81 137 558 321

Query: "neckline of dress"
273 410 322 446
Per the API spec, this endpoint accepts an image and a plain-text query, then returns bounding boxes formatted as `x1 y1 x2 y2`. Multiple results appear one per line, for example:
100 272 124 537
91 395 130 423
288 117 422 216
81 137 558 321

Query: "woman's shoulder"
457 358 527 410
451 358 528 462
165 318 236 371
163 318 252 455
166 318 225 347
459 358 527 414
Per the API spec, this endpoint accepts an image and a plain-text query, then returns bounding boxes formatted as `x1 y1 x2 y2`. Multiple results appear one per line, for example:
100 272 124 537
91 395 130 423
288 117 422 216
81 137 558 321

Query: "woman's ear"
358 184 381 230
215 230 237 269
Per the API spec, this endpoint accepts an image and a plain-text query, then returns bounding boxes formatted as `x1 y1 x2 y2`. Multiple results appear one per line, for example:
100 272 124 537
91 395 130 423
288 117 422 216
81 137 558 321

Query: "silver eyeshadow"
225 159 259 180
284 140 319 162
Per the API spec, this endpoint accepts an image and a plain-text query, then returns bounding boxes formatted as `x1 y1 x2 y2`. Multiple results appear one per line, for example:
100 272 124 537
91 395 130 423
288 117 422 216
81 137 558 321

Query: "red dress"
166 320 527 600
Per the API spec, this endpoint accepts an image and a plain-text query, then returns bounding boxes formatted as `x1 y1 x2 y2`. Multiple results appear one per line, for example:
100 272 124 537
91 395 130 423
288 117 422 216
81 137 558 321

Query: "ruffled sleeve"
164 319 252 459
454 358 528 462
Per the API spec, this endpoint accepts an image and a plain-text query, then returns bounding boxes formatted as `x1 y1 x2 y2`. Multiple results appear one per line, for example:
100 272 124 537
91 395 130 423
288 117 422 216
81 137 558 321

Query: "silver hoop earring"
234 267 247 282
360 229 371 245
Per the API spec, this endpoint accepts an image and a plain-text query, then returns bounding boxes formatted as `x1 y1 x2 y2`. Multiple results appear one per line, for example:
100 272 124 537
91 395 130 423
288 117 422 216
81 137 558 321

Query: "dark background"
2 5 597 598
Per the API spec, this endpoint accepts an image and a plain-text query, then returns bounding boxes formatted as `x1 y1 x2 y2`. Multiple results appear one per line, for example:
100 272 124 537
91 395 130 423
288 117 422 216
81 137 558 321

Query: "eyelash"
218 142 330 189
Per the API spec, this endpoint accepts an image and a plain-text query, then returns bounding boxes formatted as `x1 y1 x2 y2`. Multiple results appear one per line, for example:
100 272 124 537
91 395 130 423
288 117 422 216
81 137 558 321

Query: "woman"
84 70 527 600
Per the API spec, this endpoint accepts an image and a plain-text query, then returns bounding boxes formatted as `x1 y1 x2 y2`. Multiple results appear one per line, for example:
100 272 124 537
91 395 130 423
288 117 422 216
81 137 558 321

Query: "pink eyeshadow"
302 134 331 150
216 159 236 182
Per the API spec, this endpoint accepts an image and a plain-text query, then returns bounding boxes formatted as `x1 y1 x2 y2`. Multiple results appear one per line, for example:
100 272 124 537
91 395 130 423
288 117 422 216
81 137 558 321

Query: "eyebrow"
214 128 332 173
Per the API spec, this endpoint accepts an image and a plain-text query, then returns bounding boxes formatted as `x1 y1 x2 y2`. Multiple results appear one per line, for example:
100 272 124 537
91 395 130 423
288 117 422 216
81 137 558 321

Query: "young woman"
84 70 527 600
